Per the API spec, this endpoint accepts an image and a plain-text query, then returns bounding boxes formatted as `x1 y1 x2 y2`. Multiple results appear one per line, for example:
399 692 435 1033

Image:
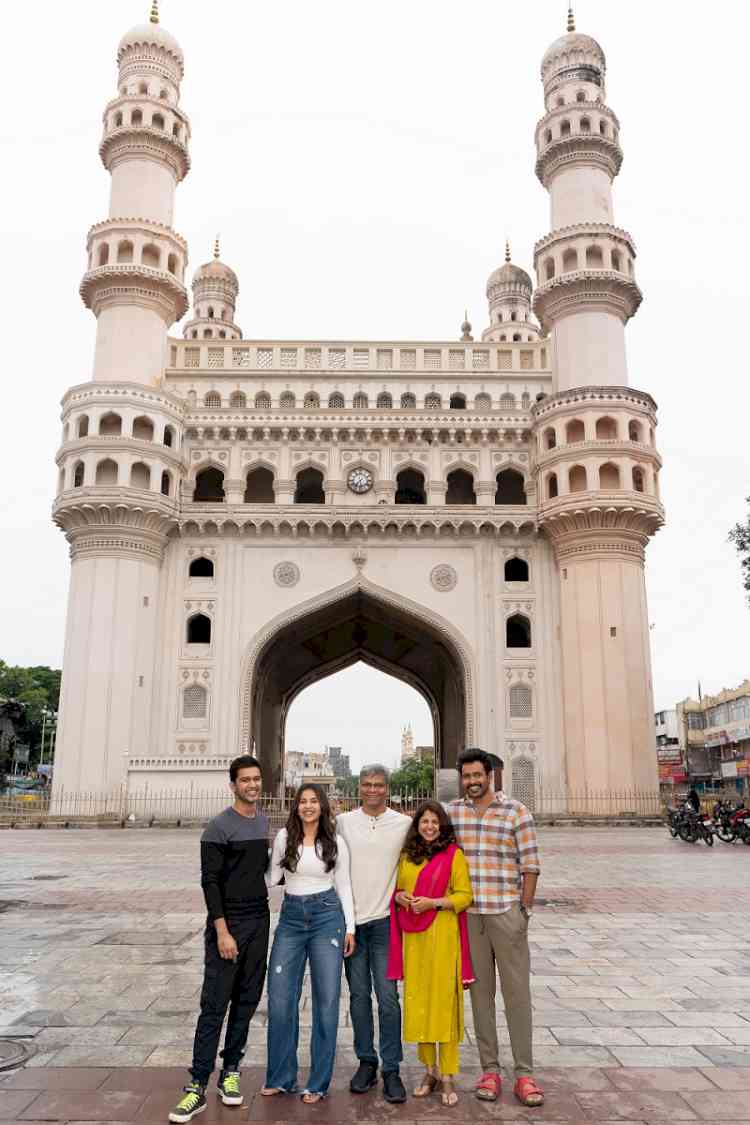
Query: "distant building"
676 681 750 798
327 746 351 780
415 745 435 764
284 749 336 794
654 709 685 794
401 724 416 763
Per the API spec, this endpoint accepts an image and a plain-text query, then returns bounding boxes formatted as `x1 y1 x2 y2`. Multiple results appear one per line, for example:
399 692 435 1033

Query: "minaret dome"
184 239 243 340
482 241 540 343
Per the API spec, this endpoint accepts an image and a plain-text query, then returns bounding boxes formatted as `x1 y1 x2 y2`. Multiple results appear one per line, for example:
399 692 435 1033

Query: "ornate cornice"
532 271 642 330
535 440 662 472
531 385 657 419
80 265 188 323
100 127 190 181
61 381 187 417
538 493 663 543
535 134 622 187
53 492 179 561
55 436 185 470
533 222 635 257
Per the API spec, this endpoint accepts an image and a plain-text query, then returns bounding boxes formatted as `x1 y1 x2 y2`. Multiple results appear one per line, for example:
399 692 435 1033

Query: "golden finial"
567 5 575 32
213 235 220 260
505 239 511 264
149 0 159 25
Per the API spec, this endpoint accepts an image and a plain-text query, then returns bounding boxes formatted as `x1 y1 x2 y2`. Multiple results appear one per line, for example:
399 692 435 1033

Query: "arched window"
509 684 533 718
611 249 622 272
585 245 604 268
495 469 526 505
505 557 529 582
632 466 645 493
424 393 442 409
172 122 181 139
227 391 246 408
595 416 617 440
547 472 558 499
114 111 123 128
183 683 207 719
245 466 275 503
130 462 151 489
328 392 345 409
400 393 416 409
510 311 517 322
203 329 213 339
131 109 143 126
544 128 552 144
95 458 118 485
562 247 578 273
446 469 476 505
544 427 556 450
521 392 531 410
449 393 466 410
98 243 110 266
556 96 565 107
167 253 178 275
280 391 296 408
73 461 85 488
159 88 168 100
377 392 393 409
628 420 642 442
132 415 154 441
500 393 516 409
395 468 426 505
474 393 492 410
565 418 585 443
599 462 621 489
189 556 214 578
77 415 90 438
512 333 521 342
187 613 212 644
116 240 134 264
204 392 221 408
512 756 536 811
560 119 571 137
507 614 531 648
163 425 174 447
99 411 122 436
138 82 148 95
295 467 325 504
580 116 591 133
151 112 165 130
569 464 587 492
160 470 172 496
207 306 215 319
353 392 369 409
254 392 271 409
544 258 555 281
193 467 225 502
599 119 608 136
303 392 320 409
576 90 586 103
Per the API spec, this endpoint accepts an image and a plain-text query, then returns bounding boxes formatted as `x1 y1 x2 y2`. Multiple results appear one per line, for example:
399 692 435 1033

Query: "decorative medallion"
274 561 300 587
430 564 458 592
352 546 367 570
348 467 374 494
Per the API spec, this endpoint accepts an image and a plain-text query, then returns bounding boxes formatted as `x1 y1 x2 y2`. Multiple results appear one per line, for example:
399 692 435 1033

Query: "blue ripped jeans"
265 889 345 1096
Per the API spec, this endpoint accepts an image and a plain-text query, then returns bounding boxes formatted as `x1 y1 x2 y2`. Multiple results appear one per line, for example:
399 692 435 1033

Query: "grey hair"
359 763 390 784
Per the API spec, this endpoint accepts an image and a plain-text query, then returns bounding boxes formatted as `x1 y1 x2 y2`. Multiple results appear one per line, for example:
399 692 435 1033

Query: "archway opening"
247 587 470 793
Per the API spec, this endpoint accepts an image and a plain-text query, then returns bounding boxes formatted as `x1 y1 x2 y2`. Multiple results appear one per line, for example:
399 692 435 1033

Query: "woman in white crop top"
262 784 355 1103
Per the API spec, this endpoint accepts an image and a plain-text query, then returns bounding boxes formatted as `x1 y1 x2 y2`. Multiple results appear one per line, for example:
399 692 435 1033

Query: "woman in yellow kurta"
387 800 473 1107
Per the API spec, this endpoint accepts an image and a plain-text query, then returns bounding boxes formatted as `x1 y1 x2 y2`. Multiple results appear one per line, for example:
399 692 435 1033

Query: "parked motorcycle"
712 800 750 844
667 802 714 845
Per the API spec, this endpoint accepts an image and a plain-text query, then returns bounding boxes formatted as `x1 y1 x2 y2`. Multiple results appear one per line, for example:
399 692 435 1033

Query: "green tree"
0 662 62 763
729 501 750 605
390 756 434 795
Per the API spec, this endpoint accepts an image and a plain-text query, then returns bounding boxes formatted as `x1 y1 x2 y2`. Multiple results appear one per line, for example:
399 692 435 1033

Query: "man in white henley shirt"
336 764 410 1104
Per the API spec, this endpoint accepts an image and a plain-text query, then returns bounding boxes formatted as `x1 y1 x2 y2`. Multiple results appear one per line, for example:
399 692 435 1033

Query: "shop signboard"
721 761 738 779
657 747 682 763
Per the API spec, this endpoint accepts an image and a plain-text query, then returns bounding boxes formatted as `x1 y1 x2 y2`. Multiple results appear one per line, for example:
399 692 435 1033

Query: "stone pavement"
2 826 750 1122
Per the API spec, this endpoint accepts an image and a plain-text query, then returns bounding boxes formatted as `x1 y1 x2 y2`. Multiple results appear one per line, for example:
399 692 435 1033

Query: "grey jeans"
467 906 533 1076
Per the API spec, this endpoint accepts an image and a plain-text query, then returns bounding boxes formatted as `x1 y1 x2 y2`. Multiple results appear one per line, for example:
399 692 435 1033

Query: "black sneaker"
217 1070 243 1106
382 1071 407 1104
350 1061 378 1094
168 1083 206 1123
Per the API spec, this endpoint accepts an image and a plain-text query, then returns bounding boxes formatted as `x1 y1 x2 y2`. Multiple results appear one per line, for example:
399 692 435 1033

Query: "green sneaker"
218 1069 243 1106
168 1082 206 1123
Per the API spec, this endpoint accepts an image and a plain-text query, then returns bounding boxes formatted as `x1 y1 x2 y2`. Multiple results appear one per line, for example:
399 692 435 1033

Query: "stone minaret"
80 0 190 384
531 8 664 795
183 238 243 341
482 240 541 343
52 4 188 797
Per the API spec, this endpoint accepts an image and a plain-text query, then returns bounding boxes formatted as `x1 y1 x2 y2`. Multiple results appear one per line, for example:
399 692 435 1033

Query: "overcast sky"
2 1 748 770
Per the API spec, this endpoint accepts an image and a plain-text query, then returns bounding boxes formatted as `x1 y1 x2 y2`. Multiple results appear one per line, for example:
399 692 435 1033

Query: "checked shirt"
448 791 540 914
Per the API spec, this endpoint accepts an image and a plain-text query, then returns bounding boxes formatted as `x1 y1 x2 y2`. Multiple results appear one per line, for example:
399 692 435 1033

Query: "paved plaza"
2 826 750 1122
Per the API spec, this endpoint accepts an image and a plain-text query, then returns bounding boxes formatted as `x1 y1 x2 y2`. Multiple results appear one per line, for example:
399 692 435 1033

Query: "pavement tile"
683 1090 750 1115
532 1068 617 1092
634 1028 731 1047
18 1091 147 1121
609 1047 713 1068
605 1068 715 1092
47 1046 153 1066
574 1091 698 1119
0 1093 41 1120
698 1066 750 1089
696 1046 750 1066
550 1028 645 1047
0 1069 110 1091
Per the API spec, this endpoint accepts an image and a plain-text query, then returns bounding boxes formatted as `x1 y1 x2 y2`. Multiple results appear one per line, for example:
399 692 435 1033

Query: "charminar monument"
51 4 664 808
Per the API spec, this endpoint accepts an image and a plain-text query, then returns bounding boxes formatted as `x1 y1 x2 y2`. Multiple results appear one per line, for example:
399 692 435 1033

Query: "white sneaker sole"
168 1103 206 1123
219 1093 243 1106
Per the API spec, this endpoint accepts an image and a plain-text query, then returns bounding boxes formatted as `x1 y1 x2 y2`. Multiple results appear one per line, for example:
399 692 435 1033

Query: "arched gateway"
241 578 474 792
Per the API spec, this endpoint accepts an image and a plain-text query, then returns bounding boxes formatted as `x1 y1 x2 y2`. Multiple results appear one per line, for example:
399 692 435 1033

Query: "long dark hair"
282 783 338 873
402 800 456 864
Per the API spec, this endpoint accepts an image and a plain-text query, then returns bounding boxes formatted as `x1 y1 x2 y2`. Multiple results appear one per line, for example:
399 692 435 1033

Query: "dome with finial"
541 5 605 88
193 237 239 287
460 311 473 342
118 2 184 75
486 241 532 295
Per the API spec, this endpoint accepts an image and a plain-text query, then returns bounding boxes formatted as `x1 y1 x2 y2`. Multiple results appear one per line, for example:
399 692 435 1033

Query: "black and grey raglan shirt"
200 807 269 922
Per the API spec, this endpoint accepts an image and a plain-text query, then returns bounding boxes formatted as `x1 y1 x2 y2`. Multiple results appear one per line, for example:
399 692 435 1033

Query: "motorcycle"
712 800 750 845
676 805 714 845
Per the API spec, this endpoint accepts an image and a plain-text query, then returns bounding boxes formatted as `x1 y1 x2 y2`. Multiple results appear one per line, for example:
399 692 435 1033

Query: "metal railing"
0 786 664 825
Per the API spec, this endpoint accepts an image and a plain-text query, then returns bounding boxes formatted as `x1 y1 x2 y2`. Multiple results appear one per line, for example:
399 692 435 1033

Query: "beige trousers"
467 906 532 1076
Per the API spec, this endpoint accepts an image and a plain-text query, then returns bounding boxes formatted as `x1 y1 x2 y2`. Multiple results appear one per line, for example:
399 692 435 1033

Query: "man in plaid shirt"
449 749 543 1108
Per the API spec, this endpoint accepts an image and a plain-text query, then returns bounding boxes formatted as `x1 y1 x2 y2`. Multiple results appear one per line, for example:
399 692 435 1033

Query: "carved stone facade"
51 8 663 807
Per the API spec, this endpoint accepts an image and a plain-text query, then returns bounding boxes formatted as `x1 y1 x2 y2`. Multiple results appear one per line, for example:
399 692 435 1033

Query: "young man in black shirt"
169 755 270 1123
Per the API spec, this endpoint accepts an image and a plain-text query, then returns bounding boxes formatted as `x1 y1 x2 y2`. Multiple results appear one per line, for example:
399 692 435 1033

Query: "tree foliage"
389 756 434 794
729 500 750 605
0 662 61 767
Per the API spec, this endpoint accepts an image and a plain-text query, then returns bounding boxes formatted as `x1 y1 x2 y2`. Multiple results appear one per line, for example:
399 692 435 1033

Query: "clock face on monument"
348 467 374 494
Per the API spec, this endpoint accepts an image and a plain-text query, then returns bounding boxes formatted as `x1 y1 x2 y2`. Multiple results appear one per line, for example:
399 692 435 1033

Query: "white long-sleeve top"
267 828 356 932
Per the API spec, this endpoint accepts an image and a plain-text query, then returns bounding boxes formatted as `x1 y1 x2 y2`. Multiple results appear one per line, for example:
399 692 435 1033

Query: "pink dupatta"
386 842 475 986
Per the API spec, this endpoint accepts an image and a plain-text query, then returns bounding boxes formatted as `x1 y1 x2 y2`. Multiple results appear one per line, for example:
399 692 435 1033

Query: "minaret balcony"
537 489 664 544
100 123 190 182
532 269 642 331
80 263 189 323
535 131 622 188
